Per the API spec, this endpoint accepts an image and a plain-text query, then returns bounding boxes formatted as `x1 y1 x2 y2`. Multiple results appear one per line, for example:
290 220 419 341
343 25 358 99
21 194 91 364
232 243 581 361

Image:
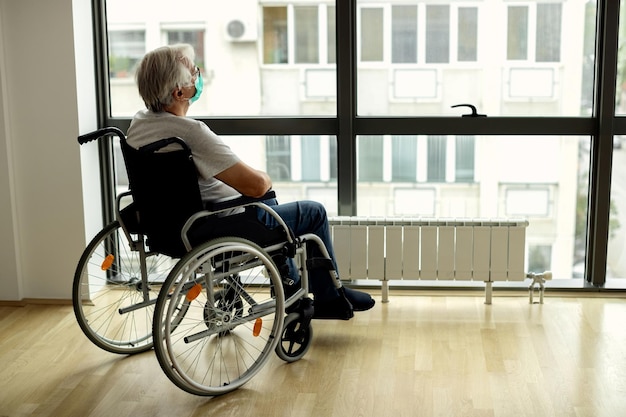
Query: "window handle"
451 104 486 117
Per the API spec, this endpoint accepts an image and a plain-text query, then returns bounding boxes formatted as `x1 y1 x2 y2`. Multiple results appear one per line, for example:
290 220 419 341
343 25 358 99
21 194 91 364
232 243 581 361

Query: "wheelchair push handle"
78 127 126 145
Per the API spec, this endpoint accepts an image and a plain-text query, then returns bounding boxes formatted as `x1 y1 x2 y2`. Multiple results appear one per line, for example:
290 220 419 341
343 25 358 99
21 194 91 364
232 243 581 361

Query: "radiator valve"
527 271 552 304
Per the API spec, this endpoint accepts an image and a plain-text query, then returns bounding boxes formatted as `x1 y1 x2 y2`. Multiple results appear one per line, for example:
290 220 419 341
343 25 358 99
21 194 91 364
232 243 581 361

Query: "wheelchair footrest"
306 257 334 271
299 297 314 321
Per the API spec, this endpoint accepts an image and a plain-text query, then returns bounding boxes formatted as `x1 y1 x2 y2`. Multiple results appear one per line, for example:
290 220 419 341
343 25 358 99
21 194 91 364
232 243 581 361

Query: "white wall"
0 1 20 300
0 0 99 301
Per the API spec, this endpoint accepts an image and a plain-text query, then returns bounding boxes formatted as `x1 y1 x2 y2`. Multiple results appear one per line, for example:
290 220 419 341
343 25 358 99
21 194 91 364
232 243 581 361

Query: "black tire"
73 221 173 354
275 312 313 362
153 237 285 396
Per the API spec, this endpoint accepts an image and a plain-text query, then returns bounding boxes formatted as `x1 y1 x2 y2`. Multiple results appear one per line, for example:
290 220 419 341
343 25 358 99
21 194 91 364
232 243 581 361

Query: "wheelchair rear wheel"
153 237 285 396
73 221 175 354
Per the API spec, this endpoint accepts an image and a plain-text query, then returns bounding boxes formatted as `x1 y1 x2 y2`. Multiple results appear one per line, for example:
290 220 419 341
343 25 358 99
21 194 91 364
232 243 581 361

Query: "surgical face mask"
190 71 203 103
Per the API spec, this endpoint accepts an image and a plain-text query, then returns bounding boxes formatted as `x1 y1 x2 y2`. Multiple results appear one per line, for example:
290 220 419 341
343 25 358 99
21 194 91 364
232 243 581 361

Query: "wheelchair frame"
73 127 339 396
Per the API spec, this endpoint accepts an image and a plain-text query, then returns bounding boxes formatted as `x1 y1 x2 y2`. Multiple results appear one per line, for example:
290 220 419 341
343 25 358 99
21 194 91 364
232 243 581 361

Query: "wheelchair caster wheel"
276 312 313 362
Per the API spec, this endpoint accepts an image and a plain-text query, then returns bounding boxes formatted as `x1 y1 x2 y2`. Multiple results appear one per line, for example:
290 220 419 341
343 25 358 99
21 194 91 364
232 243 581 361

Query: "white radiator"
329 217 529 304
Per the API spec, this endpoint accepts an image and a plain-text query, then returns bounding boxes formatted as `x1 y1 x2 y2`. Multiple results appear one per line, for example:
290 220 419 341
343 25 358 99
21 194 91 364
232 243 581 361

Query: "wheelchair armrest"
181 190 298 253
205 190 276 212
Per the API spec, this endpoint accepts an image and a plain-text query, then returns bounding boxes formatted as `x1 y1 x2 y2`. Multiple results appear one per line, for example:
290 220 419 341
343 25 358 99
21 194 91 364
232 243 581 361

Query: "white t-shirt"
127 109 241 204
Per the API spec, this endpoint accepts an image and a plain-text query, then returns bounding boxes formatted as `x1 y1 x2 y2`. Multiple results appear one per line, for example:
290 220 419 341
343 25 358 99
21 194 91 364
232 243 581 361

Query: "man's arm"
215 161 273 198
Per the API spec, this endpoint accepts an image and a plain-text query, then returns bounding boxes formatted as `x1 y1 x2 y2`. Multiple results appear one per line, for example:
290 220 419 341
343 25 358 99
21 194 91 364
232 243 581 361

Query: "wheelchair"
73 127 345 396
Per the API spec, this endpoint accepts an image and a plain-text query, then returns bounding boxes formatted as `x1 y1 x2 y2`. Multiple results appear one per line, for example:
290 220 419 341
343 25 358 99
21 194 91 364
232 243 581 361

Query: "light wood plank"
1 294 626 417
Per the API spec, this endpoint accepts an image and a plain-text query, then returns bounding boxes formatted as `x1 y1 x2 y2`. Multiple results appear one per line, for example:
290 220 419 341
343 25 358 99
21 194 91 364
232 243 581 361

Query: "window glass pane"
106 1 336 117
165 30 205 69
329 138 337 180
357 1 594 116
458 7 477 62
392 136 417 181
264 7 288 64
266 135 291 181
358 135 384 181
302 136 321 181
114 134 340 211
608 135 626 278
455 135 475 182
616 0 626 115
427 135 447 181
425 6 450 64
327 6 336 64
223 135 338 214
295 6 319 64
108 30 145 79
392 6 417 64
356 135 589 281
507 6 528 60
536 4 562 62
529 245 552 273
361 8 383 62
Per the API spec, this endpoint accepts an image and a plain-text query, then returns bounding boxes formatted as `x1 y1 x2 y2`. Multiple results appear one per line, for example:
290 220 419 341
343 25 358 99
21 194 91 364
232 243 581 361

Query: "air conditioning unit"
225 18 257 42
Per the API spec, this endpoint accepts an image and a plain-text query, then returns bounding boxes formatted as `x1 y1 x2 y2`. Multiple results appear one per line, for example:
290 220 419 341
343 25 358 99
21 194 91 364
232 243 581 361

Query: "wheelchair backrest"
121 136 204 257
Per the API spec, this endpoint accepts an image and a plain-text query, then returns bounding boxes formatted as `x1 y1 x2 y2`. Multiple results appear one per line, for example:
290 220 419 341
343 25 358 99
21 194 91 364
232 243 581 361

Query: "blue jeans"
257 199 340 301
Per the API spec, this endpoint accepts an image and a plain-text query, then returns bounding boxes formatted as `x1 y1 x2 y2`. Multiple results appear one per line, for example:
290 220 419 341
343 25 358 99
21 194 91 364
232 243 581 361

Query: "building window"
263 7 288 64
295 7 319 64
327 6 336 64
427 135 447 182
507 6 529 60
165 30 206 69
301 136 321 181
392 6 418 64
455 135 475 182
263 5 335 65
392 135 417 181
507 3 562 62
357 135 474 183
329 138 337 180
458 7 478 62
365 4 477 65
536 3 562 62
360 8 384 62
108 30 145 78
266 136 291 181
358 135 384 181
426 5 450 64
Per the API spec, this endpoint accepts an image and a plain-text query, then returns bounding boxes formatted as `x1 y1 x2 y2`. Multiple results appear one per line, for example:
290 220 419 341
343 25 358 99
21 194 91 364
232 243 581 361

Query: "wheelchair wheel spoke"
153 237 285 396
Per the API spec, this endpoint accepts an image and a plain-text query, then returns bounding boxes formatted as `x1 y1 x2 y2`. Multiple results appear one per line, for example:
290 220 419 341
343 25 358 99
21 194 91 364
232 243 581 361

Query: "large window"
99 0 626 288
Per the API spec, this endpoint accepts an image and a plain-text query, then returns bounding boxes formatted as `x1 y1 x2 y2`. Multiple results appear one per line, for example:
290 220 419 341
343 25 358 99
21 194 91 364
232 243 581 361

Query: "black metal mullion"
93 0 116 226
336 0 357 216
587 0 620 286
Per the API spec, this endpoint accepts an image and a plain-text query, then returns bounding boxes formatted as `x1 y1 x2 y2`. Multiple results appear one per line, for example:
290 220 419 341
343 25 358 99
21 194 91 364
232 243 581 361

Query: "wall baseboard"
0 298 72 307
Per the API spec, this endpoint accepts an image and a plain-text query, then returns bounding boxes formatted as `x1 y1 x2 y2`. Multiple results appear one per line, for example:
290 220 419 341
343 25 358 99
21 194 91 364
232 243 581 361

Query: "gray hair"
135 43 196 112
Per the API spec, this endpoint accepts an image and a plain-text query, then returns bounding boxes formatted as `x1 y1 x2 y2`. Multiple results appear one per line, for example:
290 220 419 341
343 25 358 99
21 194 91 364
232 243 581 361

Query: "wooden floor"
2 292 626 417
